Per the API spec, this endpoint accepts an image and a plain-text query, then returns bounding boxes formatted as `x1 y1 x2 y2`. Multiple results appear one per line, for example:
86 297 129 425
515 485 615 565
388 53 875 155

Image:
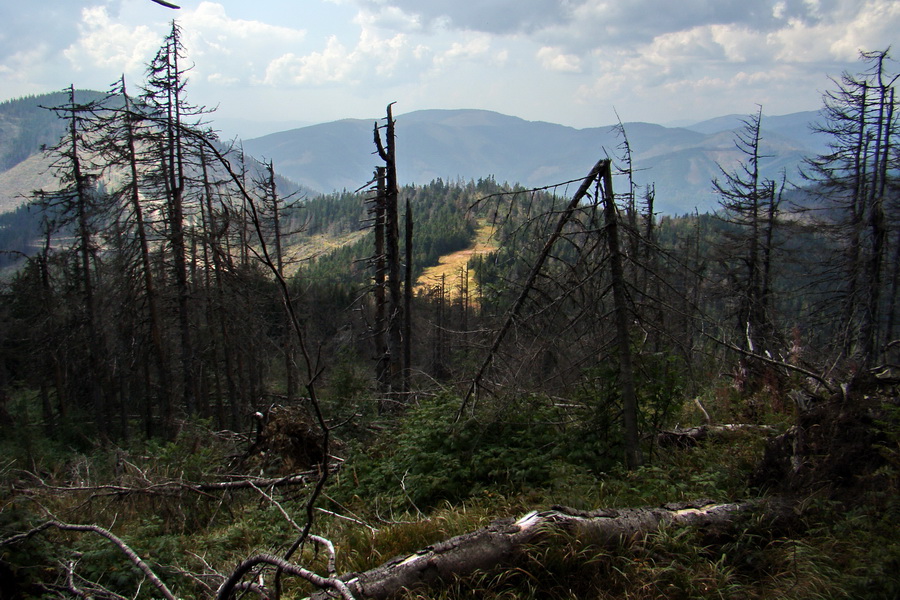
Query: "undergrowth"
1 384 898 599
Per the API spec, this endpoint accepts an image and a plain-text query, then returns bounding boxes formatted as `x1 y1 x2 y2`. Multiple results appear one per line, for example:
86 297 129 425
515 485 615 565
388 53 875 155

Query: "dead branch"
21 471 320 498
702 330 835 393
657 424 779 447
459 158 611 418
0 520 177 600
216 553 356 600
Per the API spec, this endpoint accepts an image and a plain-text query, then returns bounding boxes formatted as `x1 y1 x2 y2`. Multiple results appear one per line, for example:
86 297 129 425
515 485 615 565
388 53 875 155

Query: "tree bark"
403 199 413 394
459 158 610 417
373 167 389 401
600 164 643 469
308 500 782 600
375 104 403 401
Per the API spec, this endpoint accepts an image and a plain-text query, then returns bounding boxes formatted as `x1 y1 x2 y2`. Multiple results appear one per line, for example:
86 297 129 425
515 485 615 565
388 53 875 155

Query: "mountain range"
236 108 828 215
0 92 828 215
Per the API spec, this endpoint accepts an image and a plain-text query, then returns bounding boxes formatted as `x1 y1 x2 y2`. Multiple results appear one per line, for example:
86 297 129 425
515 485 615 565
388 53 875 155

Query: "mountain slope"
243 108 824 214
0 93 826 215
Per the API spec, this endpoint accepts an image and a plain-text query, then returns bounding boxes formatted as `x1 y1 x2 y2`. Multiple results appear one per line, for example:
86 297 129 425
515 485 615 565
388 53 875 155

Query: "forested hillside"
0 22 898 600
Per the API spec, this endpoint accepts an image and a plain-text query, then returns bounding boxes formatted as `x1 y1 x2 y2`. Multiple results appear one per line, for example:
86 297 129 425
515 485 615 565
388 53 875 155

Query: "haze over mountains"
241 108 825 214
0 92 827 215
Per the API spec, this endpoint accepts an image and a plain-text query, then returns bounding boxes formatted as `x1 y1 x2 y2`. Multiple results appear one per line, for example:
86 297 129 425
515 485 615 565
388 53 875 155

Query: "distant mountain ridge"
0 92 827 215
242 108 827 214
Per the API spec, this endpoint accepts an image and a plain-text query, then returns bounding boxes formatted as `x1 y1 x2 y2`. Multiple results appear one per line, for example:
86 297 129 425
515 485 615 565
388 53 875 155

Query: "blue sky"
1 0 897 136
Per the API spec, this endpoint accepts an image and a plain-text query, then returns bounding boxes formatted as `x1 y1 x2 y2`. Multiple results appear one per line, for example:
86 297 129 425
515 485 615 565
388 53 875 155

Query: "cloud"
182 2 307 48
3 0 899 130
355 4 424 33
536 46 582 73
0 0 88 58
262 25 421 87
0 0 108 89
177 3 309 85
434 36 491 66
263 37 354 85
351 0 573 34
63 6 160 74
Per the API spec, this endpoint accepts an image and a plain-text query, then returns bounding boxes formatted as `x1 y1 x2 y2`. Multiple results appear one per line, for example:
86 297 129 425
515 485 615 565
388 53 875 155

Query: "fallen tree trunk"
17 470 338 503
657 424 779 447
308 499 789 600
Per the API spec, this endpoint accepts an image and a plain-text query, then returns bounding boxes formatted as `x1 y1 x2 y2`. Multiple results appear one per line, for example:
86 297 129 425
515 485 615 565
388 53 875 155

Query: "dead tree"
370 167 389 398
374 104 405 402
600 164 644 469
459 158 610 416
403 199 413 394
306 500 786 600
2 497 787 600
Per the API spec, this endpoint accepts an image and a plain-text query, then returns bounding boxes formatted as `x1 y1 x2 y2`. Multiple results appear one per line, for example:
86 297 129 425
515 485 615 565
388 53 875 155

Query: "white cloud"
431 35 491 70
63 7 159 74
828 0 900 60
4 0 900 131
261 22 419 86
0 44 52 83
263 37 355 85
350 0 573 34
183 2 307 47
354 4 423 33
536 46 582 73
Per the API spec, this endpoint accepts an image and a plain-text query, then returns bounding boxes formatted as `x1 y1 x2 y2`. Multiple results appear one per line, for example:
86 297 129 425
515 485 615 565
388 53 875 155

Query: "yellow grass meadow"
414 219 497 302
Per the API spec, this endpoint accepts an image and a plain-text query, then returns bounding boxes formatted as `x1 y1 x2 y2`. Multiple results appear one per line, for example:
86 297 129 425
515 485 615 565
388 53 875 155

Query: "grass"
1 388 898 599
414 218 497 302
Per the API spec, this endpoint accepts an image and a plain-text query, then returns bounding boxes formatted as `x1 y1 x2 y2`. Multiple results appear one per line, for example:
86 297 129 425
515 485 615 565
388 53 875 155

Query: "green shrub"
338 393 624 510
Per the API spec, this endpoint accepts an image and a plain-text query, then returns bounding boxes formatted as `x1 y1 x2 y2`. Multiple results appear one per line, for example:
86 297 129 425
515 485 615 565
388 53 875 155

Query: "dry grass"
414 219 497 302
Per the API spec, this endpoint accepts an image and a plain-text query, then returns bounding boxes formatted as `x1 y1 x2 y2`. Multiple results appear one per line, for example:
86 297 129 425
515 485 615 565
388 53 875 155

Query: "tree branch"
1 521 177 600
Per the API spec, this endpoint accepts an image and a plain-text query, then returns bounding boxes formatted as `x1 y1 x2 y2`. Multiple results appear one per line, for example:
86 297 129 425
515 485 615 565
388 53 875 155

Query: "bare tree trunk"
373 168 389 403
308 500 781 600
460 158 610 417
403 199 413 394
375 104 403 402
600 165 643 469
119 77 173 434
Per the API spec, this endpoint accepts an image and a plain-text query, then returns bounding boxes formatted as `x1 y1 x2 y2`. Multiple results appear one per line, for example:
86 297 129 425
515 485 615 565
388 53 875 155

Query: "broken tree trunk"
458 158 611 417
374 104 403 402
309 499 785 600
600 162 643 470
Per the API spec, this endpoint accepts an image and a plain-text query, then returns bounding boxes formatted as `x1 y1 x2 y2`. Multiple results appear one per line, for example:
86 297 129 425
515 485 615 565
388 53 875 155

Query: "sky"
1 0 897 136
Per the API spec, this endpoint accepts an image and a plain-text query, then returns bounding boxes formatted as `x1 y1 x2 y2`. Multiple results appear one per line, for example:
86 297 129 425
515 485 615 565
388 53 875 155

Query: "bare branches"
216 553 357 600
458 158 611 419
21 471 318 498
1 521 177 600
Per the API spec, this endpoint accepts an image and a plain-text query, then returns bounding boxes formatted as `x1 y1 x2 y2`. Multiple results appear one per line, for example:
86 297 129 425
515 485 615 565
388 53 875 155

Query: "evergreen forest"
0 22 899 600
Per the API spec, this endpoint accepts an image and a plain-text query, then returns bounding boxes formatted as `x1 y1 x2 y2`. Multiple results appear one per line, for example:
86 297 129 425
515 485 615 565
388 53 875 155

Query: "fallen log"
657 424 778 447
306 498 788 600
21 471 322 497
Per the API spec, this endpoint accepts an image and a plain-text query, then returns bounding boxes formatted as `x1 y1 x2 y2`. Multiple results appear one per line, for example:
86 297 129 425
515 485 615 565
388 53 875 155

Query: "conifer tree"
805 49 898 367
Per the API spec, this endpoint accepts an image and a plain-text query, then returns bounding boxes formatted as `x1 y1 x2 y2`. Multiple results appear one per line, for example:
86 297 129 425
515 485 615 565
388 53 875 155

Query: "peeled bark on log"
311 499 783 600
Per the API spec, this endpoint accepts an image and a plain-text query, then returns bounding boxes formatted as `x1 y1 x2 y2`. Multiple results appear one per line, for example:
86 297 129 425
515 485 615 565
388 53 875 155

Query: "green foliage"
339 393 614 510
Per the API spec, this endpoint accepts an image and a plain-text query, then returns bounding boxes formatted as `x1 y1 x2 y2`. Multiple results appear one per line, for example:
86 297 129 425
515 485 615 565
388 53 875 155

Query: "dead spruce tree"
804 49 898 369
373 103 409 403
32 85 111 435
462 158 644 468
711 106 784 388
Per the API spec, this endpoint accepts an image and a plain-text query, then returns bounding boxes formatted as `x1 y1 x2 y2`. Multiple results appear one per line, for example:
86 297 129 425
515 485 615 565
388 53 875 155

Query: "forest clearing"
413 219 497 302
